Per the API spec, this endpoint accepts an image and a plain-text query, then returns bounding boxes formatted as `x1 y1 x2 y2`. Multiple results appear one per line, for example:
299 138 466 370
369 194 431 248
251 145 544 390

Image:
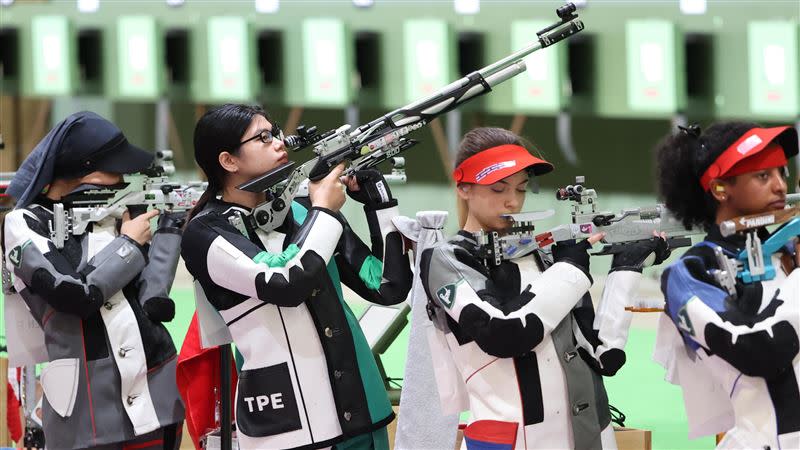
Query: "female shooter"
656 122 800 450
420 127 669 450
3 111 185 450
180 104 412 450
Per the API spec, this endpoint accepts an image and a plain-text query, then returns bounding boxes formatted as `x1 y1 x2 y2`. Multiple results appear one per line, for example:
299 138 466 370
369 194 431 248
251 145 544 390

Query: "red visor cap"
452 144 554 185
700 126 799 191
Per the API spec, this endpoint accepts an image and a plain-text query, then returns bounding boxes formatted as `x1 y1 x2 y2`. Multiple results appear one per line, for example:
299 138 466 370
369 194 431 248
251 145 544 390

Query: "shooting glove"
143 296 176 323
138 211 182 323
552 239 593 282
346 169 397 210
610 237 671 273
157 210 187 232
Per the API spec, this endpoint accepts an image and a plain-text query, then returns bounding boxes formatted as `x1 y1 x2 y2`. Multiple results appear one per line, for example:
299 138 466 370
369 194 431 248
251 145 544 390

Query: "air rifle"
474 176 702 267
49 151 206 249
237 3 585 233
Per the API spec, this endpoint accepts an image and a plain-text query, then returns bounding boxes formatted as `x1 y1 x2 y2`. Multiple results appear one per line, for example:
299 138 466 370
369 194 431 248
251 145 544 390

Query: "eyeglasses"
239 125 284 147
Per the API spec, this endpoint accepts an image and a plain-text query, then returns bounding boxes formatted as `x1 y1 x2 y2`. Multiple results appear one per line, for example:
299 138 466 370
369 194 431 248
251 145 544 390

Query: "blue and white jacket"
661 226 800 450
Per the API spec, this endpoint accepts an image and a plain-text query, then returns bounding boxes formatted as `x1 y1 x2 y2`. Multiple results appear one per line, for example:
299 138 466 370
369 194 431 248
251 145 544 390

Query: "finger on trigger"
587 232 605 245
330 163 346 178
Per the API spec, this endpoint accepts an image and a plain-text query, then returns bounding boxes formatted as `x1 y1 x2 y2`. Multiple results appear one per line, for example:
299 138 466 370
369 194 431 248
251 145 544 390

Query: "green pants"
334 427 390 450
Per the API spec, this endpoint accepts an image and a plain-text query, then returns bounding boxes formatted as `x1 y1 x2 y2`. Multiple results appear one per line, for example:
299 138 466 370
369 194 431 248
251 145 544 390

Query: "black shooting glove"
346 169 397 210
552 239 593 282
143 296 176 323
610 237 671 273
157 210 187 232
139 210 183 323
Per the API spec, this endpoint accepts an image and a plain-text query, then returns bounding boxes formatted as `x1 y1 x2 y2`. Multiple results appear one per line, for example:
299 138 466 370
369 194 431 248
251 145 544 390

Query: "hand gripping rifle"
710 193 800 293
49 151 207 249
236 3 585 233
473 176 703 267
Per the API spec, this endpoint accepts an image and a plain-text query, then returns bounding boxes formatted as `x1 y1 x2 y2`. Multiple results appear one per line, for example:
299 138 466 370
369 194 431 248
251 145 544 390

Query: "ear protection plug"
714 185 725 193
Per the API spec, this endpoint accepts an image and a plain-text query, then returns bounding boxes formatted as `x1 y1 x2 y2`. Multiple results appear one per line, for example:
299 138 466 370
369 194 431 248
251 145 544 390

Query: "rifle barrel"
479 18 582 80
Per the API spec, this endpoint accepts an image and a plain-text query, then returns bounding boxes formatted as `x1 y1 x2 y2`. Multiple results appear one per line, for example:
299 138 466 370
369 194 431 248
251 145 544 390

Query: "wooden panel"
615 426 652 450
0 96 19 174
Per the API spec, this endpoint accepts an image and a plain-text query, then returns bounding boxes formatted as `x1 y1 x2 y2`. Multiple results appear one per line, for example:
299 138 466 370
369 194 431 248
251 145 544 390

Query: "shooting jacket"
421 231 642 450
659 227 800 450
181 198 412 450
2 198 185 450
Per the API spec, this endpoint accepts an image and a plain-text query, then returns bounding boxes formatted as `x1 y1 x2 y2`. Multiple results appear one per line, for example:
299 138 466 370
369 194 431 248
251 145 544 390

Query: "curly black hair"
656 121 760 231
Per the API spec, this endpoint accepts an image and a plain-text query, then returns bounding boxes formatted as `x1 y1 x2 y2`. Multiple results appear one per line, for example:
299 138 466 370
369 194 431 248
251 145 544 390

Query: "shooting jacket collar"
30 195 57 211
208 197 252 216
457 229 479 244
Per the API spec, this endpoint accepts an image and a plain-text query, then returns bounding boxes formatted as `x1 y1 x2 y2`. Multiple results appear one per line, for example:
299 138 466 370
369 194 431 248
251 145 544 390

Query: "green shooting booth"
747 20 799 121
401 19 457 105
22 16 78 98
483 19 570 117
300 18 355 108
624 20 686 119
192 16 258 104
108 16 163 101
623 18 715 121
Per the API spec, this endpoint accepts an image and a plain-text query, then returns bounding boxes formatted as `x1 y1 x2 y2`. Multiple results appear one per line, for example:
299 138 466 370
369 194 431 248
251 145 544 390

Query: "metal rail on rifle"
237 3 585 232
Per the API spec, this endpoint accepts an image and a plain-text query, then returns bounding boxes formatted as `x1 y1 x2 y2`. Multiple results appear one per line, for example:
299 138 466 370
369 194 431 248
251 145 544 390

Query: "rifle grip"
308 159 332 182
128 205 148 219
666 236 692 249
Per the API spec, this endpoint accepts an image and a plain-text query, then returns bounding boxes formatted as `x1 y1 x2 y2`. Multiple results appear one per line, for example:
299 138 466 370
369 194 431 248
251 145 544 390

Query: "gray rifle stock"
49 151 206 248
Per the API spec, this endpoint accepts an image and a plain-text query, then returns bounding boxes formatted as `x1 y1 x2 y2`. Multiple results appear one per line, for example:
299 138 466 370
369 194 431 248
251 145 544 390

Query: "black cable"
386 377 403 389
609 404 626 427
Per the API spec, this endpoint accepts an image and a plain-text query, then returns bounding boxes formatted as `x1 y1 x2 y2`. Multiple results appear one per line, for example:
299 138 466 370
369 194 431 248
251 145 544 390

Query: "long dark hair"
186 104 269 223
656 121 760 230
454 127 536 228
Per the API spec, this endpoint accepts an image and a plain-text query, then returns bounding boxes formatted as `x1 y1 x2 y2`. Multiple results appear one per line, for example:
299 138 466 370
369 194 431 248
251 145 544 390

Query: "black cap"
7 111 155 207
52 112 154 178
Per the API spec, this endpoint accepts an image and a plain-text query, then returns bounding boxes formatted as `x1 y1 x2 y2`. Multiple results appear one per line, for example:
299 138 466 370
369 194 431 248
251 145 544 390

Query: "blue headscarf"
6 114 82 208
7 111 154 208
